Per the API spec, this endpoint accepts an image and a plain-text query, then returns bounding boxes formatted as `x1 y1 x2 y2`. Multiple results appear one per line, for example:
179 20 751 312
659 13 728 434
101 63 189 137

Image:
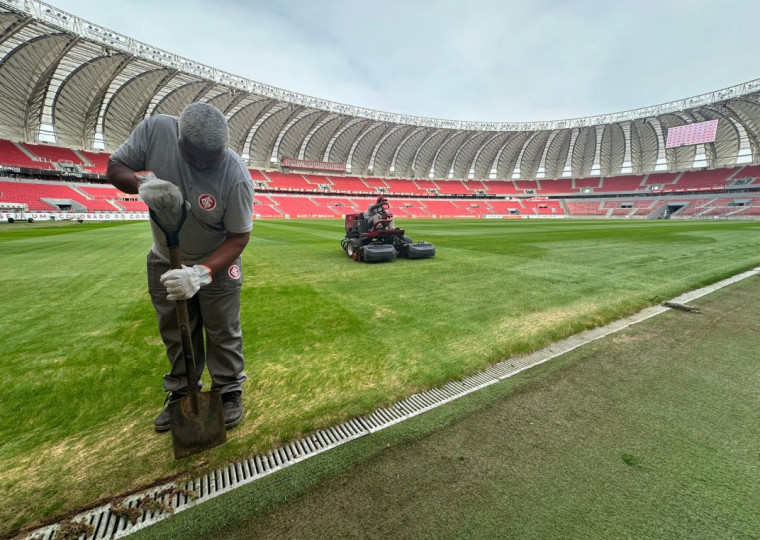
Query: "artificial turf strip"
131 274 760 540
2 219 760 537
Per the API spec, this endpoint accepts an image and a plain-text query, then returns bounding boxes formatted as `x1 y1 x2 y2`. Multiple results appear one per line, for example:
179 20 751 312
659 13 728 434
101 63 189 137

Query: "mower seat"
373 218 395 230
356 219 370 233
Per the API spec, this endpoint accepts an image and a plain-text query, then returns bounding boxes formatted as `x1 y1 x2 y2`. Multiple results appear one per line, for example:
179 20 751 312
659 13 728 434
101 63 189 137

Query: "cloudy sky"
50 0 759 123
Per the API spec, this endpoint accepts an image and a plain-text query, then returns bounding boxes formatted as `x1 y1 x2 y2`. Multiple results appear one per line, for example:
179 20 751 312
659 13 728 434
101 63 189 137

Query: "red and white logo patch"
198 194 217 211
228 265 241 279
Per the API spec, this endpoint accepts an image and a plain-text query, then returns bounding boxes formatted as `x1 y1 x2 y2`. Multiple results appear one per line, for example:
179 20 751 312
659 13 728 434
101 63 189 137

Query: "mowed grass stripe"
132 274 760 540
1 218 759 536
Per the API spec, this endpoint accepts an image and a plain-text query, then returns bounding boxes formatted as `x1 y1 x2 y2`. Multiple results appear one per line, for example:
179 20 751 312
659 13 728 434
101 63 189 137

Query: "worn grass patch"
1 218 760 536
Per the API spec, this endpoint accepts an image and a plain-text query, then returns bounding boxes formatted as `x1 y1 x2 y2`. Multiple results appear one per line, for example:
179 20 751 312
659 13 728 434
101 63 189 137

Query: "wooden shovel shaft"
168 246 200 414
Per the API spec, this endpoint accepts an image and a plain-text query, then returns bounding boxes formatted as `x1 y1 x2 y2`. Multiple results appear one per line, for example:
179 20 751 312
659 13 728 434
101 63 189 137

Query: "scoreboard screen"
666 119 718 148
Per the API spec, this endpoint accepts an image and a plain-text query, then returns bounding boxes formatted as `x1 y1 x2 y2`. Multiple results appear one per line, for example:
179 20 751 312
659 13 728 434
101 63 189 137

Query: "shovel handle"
168 246 201 412
144 194 200 410
150 204 187 249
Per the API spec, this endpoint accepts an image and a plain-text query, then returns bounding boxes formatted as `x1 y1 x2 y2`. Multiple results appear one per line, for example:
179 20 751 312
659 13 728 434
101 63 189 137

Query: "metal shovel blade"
169 389 226 460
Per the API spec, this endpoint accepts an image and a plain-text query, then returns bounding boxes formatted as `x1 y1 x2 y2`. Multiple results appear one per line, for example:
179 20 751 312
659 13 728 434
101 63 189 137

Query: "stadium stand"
700 199 742 217
414 179 440 194
1 180 59 210
316 197 360 216
565 200 606 216
252 204 283 218
538 178 574 194
482 180 518 195
644 172 680 186
574 177 601 189
731 198 760 216
23 143 85 166
80 199 123 211
263 171 314 191
733 164 760 181
252 195 284 218
115 199 148 212
78 184 122 199
655 197 712 218
0 179 117 211
386 199 432 217
431 179 469 195
641 200 669 217
0 139 55 169
418 199 468 217
1 141 759 222
3 173 759 220
363 177 389 192
249 169 269 184
514 180 539 192
385 178 427 196
523 199 563 215
462 180 488 194
450 200 486 217
609 206 633 217
596 175 646 193
326 176 370 194
302 174 334 188
675 169 734 190
79 151 110 174
270 195 334 217
487 199 522 214
694 196 760 218
629 199 665 217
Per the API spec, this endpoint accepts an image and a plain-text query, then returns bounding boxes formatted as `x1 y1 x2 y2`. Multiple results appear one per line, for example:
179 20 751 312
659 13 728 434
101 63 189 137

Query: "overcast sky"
50 0 759 123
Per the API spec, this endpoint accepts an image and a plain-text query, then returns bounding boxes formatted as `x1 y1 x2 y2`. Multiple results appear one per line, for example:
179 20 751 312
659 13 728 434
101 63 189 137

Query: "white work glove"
160 264 212 300
136 171 184 215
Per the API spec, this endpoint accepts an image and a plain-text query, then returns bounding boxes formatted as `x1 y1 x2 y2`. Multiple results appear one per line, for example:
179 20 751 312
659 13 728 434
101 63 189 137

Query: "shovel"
146 195 227 460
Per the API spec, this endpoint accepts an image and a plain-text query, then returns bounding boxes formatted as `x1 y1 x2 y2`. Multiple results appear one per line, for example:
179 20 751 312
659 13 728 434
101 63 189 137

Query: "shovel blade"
169 389 226 460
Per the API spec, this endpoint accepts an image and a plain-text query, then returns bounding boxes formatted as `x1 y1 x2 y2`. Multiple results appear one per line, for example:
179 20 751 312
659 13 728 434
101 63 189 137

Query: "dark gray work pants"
147 251 246 395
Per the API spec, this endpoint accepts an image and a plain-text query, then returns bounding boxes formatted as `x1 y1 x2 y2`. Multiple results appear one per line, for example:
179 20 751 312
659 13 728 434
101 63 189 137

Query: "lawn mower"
340 197 436 262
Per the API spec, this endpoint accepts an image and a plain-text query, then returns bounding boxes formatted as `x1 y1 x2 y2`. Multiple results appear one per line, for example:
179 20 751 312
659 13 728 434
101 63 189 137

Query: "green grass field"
134 273 760 540
1 218 759 537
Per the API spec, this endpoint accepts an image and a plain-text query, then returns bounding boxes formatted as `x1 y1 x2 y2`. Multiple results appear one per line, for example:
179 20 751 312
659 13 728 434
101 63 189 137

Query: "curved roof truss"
0 0 758 180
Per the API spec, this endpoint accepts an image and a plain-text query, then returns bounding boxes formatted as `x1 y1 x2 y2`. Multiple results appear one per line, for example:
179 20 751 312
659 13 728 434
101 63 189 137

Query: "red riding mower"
340 197 436 262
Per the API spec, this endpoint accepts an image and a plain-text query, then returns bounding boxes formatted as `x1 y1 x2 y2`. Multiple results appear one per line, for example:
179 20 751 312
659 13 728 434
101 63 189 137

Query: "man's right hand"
136 172 184 214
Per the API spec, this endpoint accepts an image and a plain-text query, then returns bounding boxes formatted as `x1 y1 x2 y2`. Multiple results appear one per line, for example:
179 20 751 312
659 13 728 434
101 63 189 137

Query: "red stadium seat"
0 139 56 169
79 151 111 174
23 143 86 166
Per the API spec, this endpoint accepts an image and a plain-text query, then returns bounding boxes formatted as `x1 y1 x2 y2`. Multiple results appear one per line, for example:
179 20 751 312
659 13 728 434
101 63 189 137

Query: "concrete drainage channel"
21 267 759 540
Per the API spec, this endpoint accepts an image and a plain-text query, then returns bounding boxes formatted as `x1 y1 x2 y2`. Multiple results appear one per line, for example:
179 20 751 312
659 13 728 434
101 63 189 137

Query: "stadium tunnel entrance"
657 203 688 219
41 198 86 212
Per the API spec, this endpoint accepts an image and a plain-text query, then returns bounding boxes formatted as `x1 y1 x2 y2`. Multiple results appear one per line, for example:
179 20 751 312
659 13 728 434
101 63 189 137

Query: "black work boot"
154 392 185 433
221 391 243 429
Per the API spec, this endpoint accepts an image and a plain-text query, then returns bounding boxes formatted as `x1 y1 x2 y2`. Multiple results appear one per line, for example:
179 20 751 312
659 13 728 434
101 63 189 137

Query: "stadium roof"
0 0 759 179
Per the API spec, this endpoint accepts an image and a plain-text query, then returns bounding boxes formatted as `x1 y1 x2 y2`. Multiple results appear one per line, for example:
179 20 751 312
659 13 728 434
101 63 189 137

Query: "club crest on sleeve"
198 194 217 210
228 265 241 279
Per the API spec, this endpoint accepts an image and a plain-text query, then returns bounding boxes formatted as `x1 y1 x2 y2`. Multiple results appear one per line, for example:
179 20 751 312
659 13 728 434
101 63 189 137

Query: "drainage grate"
19 267 759 540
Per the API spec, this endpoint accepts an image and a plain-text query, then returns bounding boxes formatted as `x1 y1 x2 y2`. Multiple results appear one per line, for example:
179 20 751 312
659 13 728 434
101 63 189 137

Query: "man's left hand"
160 264 212 300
